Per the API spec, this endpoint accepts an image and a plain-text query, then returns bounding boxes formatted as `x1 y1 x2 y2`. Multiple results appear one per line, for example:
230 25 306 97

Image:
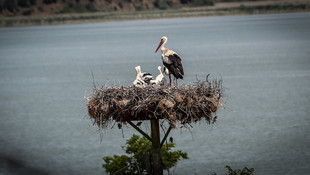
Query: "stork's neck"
160 40 167 53
137 69 141 75
135 67 141 78
158 67 162 74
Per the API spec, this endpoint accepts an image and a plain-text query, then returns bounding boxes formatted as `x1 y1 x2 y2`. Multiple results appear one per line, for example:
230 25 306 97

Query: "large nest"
87 77 223 128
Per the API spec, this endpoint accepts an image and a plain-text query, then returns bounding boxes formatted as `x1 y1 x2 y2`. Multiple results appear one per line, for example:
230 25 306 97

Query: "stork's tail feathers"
176 71 183 79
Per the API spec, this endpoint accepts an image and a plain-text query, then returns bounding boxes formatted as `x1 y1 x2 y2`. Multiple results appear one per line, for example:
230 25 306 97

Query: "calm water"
1 12 310 175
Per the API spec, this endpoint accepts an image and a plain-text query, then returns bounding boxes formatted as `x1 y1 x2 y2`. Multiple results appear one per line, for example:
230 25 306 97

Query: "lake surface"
0 12 310 175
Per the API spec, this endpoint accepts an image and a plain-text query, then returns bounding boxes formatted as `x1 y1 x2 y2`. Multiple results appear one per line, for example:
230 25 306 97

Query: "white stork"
133 66 155 87
150 66 166 86
155 36 184 86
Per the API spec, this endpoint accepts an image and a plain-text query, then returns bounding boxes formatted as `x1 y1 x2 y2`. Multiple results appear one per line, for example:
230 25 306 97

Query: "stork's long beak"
155 40 163 53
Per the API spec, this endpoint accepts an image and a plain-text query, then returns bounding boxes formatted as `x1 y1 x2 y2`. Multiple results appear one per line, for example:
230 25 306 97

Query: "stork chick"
133 66 155 87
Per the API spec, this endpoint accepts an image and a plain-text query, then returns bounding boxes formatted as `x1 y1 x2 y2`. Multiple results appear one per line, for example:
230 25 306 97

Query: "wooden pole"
150 119 163 175
151 119 160 153
127 118 167 175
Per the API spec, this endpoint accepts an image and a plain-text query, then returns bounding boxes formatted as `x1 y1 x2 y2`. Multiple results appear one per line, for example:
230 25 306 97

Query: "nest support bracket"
127 120 152 142
127 120 173 150
160 125 172 149
127 118 173 175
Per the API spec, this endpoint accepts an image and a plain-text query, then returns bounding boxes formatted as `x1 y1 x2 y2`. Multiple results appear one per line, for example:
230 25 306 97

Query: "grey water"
0 12 310 175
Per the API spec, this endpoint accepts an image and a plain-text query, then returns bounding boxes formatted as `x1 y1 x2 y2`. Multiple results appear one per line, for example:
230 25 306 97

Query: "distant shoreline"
1 1 309 27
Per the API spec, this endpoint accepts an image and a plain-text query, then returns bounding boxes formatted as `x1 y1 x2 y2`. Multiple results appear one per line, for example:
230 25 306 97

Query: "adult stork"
155 36 184 86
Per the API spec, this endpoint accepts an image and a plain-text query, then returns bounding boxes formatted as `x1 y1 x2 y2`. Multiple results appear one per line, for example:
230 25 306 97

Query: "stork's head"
157 66 162 73
161 36 167 43
155 36 168 53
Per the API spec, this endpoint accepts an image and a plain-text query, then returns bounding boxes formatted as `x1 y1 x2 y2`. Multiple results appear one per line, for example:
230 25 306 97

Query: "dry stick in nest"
87 76 224 130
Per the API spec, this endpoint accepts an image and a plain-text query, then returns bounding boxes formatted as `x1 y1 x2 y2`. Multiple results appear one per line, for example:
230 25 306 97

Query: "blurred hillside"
0 0 274 17
1 0 309 26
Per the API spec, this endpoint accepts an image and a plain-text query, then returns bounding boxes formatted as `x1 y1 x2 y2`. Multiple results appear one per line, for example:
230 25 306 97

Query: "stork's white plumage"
155 36 184 86
163 66 169 77
150 66 166 86
133 66 155 87
133 66 144 87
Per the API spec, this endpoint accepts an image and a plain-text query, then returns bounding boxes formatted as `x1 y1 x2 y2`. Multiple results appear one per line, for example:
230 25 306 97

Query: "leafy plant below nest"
102 134 188 174
213 165 255 175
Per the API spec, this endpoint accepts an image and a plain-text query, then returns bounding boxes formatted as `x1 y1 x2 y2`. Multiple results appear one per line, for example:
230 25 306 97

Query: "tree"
18 0 36 7
103 134 188 174
0 0 4 12
4 0 18 13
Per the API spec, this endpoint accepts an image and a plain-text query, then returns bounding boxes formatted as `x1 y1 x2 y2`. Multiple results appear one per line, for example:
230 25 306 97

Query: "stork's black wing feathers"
165 54 184 79
142 72 152 76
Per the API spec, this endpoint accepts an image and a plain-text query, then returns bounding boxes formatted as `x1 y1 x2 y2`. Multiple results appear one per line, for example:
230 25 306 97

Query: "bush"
166 0 173 7
153 0 159 8
4 0 18 13
38 6 44 12
102 134 188 174
17 0 36 7
85 3 97 12
61 2 87 13
213 166 255 175
181 0 193 4
43 0 57 4
192 0 214 6
103 155 133 174
159 1 168 10
118 2 123 9
61 6 73 13
0 0 4 13
22 8 34 15
135 6 143 11
181 0 214 6
74 3 86 13
154 0 173 9
29 0 36 5
18 0 30 7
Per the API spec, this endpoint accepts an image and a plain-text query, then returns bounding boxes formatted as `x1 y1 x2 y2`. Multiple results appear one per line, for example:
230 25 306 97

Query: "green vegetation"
154 0 214 8
191 0 215 6
43 0 57 4
181 0 214 5
153 0 173 10
214 166 255 175
1 0 18 13
22 8 34 15
18 0 37 7
0 0 36 13
237 4 310 12
102 134 188 174
101 134 255 174
61 2 87 13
